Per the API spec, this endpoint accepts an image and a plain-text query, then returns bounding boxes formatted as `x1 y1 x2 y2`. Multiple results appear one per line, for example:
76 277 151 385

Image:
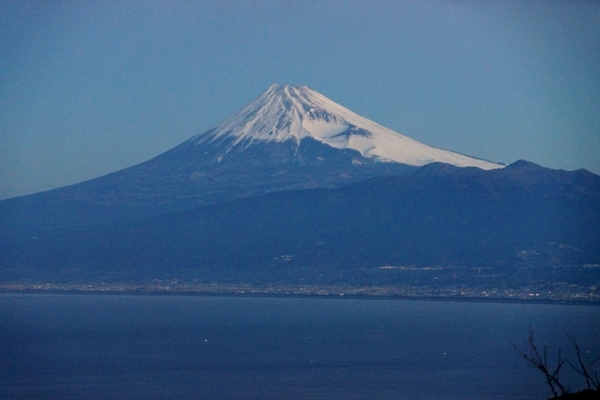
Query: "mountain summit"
178 84 502 169
1 84 502 240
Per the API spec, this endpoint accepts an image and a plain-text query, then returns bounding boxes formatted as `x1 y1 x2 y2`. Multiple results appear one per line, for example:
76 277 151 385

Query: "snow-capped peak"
190 84 502 170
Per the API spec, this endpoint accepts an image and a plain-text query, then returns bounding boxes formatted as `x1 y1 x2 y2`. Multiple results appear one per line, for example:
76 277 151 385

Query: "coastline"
1 283 598 306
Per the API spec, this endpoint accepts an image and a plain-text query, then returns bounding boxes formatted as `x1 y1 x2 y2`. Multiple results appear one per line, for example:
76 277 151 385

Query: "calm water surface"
1 294 598 400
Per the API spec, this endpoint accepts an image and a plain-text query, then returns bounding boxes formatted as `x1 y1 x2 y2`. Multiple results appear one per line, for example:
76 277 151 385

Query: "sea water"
1 294 598 399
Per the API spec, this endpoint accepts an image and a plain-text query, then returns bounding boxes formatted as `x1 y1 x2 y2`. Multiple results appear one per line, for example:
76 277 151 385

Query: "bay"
1 294 598 399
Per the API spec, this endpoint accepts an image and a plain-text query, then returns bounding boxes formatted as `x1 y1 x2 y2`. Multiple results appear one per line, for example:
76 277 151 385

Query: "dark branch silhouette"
566 334 600 391
512 327 568 397
514 328 600 399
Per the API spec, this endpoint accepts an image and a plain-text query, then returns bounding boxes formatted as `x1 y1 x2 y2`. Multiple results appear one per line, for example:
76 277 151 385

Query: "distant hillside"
1 160 598 286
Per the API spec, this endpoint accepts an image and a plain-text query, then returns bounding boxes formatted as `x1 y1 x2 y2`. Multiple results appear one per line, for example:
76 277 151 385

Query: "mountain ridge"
1 160 598 286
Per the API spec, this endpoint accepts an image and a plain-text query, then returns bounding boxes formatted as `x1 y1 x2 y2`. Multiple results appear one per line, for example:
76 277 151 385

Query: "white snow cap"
193 84 503 170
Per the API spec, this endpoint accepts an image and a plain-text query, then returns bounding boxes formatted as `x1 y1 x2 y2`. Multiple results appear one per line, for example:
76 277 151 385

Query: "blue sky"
1 0 599 200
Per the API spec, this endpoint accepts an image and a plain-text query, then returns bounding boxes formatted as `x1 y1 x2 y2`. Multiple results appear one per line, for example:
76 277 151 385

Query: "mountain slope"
2 161 597 285
0 85 501 241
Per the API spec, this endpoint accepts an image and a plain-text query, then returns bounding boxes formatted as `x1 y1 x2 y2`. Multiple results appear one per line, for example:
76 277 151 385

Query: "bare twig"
512 327 568 397
566 334 600 391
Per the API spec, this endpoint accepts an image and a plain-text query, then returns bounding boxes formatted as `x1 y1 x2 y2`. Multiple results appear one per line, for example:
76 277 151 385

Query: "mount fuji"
1 84 502 240
1 85 599 291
